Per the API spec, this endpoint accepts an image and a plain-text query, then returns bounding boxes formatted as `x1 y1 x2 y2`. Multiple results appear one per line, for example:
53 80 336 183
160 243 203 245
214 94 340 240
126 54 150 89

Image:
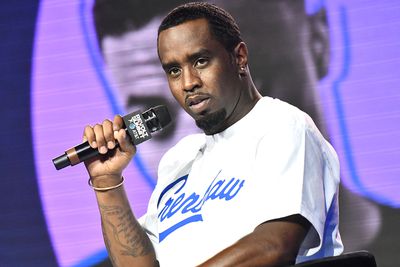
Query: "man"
84 2 342 266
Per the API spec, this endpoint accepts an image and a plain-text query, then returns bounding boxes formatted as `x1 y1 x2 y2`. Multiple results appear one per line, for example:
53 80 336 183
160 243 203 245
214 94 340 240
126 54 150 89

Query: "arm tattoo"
102 221 118 265
100 204 154 258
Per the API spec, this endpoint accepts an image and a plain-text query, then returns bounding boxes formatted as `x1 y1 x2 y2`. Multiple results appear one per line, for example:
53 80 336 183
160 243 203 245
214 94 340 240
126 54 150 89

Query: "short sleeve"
252 113 340 258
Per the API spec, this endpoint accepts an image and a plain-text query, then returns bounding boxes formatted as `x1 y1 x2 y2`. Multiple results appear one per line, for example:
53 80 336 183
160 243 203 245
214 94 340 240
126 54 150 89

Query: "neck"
233 82 262 123
205 78 261 135
236 76 262 119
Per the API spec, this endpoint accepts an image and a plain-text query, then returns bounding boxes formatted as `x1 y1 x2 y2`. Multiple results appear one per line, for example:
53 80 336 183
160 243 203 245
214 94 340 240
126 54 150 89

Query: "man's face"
158 18 243 134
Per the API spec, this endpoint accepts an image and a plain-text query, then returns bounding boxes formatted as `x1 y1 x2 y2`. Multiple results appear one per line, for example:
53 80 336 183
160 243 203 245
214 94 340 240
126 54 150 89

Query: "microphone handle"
52 139 121 170
74 141 105 162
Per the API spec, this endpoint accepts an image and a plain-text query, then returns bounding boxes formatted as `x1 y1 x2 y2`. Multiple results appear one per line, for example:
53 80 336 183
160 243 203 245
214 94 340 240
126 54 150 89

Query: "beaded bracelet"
88 177 124 192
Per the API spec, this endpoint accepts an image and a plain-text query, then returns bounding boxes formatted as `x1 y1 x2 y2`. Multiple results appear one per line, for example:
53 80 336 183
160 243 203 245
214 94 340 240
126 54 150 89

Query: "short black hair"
158 2 242 53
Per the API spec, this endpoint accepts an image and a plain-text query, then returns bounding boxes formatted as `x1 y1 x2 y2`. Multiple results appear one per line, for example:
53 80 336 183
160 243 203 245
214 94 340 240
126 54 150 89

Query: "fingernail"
99 146 107 154
107 141 115 149
92 141 97 148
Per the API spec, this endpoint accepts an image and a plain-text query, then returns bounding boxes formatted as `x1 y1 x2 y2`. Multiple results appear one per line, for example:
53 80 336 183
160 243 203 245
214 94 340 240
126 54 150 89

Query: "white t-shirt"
140 97 343 266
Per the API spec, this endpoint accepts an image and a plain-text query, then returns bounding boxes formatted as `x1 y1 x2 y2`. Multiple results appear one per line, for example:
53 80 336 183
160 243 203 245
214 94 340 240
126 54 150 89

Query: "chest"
156 140 259 238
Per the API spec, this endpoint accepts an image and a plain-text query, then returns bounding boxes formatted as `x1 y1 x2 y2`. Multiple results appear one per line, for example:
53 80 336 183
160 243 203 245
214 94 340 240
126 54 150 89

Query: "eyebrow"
161 48 212 71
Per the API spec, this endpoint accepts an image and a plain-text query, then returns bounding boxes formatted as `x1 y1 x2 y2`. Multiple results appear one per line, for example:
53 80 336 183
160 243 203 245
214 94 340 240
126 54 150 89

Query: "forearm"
197 234 295 267
197 215 309 267
95 184 158 267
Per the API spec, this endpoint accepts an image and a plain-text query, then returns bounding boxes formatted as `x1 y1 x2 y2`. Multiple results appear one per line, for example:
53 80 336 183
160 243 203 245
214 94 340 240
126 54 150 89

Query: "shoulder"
255 97 335 160
256 97 309 135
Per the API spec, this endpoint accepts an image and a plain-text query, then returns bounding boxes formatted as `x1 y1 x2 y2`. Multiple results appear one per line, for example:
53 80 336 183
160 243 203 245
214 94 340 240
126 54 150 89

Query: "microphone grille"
152 105 172 128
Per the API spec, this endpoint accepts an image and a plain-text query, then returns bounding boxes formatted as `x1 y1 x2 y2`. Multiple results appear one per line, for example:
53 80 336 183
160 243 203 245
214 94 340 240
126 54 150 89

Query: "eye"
168 67 181 78
194 58 209 68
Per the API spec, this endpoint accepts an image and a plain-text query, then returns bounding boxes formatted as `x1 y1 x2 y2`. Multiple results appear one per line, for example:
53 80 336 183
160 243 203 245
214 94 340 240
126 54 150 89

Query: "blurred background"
1 0 399 266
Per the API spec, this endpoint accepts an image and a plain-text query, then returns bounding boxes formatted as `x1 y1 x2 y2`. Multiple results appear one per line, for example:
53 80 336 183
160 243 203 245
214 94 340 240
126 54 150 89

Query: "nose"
182 67 202 92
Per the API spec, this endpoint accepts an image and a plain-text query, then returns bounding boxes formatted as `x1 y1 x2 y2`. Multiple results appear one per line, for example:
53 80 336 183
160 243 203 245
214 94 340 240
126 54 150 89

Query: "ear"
233 42 249 75
308 7 330 79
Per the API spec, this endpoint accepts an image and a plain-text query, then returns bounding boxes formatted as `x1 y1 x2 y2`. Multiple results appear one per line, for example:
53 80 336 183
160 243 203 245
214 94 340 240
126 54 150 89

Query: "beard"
195 108 227 135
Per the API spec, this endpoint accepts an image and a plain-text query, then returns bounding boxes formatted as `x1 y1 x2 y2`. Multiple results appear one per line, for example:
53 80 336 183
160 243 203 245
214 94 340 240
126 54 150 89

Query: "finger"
116 128 136 155
102 119 115 149
83 125 97 148
113 115 124 131
93 124 108 154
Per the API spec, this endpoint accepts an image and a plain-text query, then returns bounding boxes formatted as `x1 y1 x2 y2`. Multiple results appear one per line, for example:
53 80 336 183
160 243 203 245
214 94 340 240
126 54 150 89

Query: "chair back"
290 251 377 267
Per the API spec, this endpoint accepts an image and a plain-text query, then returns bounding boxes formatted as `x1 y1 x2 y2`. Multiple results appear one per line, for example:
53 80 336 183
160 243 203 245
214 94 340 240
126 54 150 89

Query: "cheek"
202 66 227 90
213 70 238 95
168 81 185 106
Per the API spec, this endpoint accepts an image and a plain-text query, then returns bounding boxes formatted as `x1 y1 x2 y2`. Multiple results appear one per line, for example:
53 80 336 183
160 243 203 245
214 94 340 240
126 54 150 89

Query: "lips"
186 94 211 114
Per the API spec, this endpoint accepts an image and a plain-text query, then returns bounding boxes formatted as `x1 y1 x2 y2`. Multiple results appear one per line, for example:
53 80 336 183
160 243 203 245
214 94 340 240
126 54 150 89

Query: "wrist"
90 174 123 188
89 176 125 192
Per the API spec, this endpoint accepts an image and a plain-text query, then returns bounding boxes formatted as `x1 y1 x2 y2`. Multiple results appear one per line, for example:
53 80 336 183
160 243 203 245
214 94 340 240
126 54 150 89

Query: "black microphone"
52 105 171 170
